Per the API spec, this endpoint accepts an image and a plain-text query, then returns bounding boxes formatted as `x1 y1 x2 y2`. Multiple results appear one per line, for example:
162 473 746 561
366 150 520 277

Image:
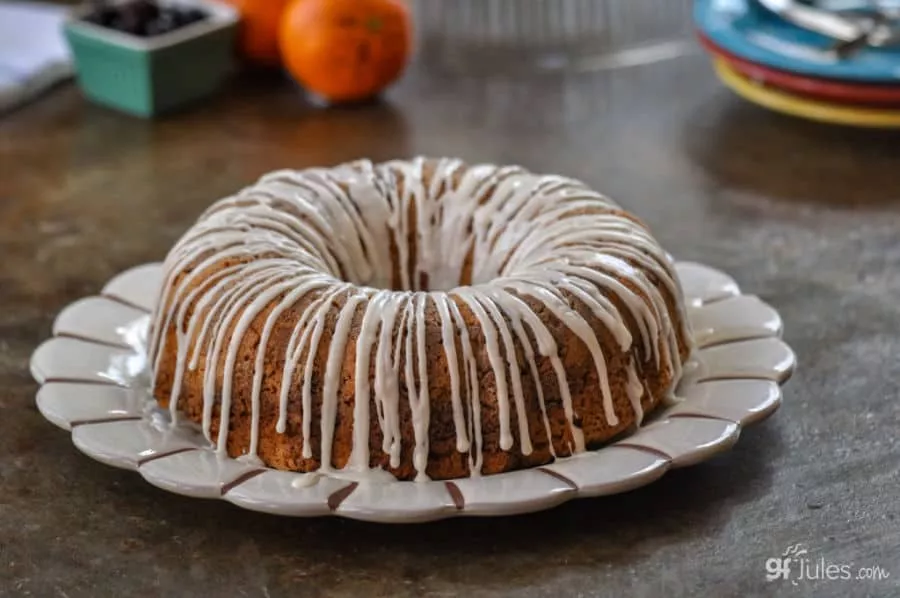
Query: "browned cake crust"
150 158 692 481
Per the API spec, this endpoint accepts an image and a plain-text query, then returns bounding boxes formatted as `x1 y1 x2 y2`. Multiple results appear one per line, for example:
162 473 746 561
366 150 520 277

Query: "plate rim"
713 57 900 128
697 31 900 105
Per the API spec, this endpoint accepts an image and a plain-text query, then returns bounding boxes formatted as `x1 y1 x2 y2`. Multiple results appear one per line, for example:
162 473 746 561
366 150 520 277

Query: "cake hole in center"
342 234 490 293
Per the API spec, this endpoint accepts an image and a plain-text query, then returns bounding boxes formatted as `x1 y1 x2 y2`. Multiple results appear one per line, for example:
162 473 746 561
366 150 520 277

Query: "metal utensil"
757 0 866 40
757 0 900 55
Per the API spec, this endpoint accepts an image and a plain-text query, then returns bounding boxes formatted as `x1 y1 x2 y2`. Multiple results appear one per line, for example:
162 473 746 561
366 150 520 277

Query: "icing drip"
149 157 692 480
433 294 470 454
447 296 483 475
320 293 367 471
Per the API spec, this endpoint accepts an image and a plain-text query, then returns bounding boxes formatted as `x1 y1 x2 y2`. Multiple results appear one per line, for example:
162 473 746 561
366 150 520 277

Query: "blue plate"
695 0 900 82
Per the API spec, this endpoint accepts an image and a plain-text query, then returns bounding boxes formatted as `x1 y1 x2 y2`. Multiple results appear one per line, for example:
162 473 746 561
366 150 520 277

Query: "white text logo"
766 543 891 586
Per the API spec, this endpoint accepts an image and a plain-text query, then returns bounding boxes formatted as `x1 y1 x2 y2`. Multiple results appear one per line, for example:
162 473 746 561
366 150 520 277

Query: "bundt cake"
149 157 693 482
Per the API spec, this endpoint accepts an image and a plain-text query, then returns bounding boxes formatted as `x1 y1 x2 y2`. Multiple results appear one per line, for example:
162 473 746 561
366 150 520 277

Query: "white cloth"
0 1 73 114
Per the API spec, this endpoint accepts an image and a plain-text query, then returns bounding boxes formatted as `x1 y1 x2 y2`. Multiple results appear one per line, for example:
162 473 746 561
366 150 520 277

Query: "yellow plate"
712 58 900 128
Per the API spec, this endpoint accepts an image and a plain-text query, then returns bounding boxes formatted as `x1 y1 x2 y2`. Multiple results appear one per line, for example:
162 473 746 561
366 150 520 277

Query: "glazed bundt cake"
149 157 693 481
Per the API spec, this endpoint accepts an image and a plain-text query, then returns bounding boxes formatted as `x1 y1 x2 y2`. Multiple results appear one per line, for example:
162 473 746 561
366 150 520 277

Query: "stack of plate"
695 0 900 127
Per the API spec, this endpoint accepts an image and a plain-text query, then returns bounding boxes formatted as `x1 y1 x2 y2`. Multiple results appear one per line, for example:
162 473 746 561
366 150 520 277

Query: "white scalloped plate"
31 261 795 522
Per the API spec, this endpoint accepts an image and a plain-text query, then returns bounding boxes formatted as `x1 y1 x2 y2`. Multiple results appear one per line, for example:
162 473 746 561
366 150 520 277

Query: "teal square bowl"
64 1 239 118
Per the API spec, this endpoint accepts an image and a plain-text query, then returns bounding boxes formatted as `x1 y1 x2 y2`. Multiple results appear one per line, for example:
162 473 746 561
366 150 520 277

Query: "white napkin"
0 1 73 114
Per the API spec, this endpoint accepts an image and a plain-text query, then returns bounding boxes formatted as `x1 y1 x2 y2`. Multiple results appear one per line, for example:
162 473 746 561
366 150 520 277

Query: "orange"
221 0 291 66
279 0 412 103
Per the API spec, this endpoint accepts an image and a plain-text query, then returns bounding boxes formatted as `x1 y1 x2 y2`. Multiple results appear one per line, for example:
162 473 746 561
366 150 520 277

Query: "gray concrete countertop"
1 51 899 597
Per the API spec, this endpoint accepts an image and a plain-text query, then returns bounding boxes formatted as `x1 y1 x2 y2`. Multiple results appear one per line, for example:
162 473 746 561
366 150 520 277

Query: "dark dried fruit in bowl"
82 0 209 37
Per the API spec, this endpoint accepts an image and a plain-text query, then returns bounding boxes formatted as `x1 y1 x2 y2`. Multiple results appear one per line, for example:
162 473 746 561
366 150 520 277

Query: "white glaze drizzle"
149 157 692 480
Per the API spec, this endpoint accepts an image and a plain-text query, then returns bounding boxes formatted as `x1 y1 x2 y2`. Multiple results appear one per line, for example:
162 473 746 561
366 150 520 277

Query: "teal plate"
695 0 900 82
